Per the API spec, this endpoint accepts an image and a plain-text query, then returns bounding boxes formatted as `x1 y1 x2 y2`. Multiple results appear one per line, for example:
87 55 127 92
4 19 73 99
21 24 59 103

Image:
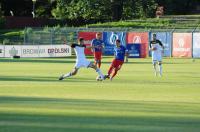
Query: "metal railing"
1 26 198 45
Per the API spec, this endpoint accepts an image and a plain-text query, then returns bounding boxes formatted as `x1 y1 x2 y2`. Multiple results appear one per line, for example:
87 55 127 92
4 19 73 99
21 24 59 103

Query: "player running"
149 33 164 77
91 32 104 68
104 39 128 81
59 37 104 81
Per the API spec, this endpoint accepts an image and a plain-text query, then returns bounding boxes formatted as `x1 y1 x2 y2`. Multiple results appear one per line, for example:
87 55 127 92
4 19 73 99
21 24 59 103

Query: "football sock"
108 66 113 76
153 64 157 75
111 69 118 79
63 72 72 78
98 62 101 68
96 68 104 79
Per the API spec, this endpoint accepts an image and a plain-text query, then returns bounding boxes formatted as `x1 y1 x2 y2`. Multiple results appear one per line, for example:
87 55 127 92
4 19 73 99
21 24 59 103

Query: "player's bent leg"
106 59 116 78
71 68 79 76
88 62 97 69
59 68 79 80
94 60 97 67
110 68 119 81
110 62 122 81
88 63 104 80
107 65 113 76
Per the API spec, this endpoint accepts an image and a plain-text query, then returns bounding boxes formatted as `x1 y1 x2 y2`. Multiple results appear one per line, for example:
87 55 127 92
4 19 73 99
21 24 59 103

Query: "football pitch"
0 57 200 132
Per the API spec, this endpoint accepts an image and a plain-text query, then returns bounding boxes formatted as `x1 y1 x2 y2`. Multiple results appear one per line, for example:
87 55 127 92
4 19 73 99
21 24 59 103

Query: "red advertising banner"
126 32 149 58
172 33 192 57
78 32 97 55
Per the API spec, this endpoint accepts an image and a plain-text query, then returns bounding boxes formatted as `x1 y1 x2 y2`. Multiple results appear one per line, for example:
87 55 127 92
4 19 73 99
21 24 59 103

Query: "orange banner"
172 33 192 57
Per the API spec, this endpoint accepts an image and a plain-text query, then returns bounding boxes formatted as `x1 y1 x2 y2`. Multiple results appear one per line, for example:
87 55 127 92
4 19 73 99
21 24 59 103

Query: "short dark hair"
78 37 84 42
116 39 120 43
96 32 102 35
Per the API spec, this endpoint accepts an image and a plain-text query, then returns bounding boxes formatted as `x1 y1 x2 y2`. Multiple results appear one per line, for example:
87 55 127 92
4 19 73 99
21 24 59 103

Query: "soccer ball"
96 76 103 81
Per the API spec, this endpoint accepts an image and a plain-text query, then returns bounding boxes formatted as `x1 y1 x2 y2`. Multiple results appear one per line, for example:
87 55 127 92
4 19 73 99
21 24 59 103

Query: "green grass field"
0 57 200 132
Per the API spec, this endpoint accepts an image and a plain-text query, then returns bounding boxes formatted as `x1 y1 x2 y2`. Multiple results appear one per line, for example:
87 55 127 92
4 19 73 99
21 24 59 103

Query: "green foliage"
0 29 24 45
122 0 157 19
52 0 157 20
86 17 200 29
86 19 169 28
0 18 5 29
2 38 10 45
36 6 47 18
51 0 70 19
0 3 4 18
0 3 5 28
3 31 24 37
52 0 112 20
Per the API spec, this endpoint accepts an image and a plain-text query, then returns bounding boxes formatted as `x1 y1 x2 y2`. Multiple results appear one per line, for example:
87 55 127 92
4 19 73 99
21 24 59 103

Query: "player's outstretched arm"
85 45 99 49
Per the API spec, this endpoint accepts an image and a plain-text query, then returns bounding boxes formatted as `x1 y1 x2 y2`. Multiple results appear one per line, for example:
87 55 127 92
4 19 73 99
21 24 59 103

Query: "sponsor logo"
178 38 185 48
133 36 141 43
22 49 45 54
48 48 70 54
110 32 118 45
174 38 190 52
131 46 135 50
129 53 140 57
174 48 190 52
9 47 18 56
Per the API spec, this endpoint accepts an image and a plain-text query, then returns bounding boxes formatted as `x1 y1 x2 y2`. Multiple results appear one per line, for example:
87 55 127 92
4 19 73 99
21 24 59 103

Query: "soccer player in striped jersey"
104 39 128 81
149 33 164 77
91 32 104 68
59 37 104 81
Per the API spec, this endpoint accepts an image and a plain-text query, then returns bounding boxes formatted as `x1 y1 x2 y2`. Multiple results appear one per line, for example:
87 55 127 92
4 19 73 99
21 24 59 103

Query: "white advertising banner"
4 45 22 57
0 45 4 57
1 45 71 58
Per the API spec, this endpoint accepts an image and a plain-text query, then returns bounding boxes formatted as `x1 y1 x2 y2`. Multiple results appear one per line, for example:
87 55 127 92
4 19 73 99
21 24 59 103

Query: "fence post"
191 27 197 58
170 28 175 58
24 27 26 45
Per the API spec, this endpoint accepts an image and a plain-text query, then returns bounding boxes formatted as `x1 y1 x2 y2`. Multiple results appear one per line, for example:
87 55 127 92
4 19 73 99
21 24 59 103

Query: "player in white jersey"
149 33 164 77
59 38 104 81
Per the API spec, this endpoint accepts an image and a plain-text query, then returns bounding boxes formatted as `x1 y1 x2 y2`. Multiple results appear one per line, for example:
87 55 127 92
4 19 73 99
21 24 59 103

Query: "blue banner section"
103 32 126 55
193 33 200 58
149 32 172 57
126 44 141 58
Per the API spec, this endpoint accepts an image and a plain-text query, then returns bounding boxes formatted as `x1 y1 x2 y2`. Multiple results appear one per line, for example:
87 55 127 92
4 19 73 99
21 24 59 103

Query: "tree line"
0 0 199 21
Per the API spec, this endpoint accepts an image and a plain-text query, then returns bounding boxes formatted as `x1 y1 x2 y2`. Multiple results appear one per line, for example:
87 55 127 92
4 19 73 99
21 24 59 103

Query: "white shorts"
75 59 91 69
152 53 162 62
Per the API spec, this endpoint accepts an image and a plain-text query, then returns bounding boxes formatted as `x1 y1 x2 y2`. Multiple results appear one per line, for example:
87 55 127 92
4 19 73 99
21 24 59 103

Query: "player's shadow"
0 75 97 82
0 75 57 82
